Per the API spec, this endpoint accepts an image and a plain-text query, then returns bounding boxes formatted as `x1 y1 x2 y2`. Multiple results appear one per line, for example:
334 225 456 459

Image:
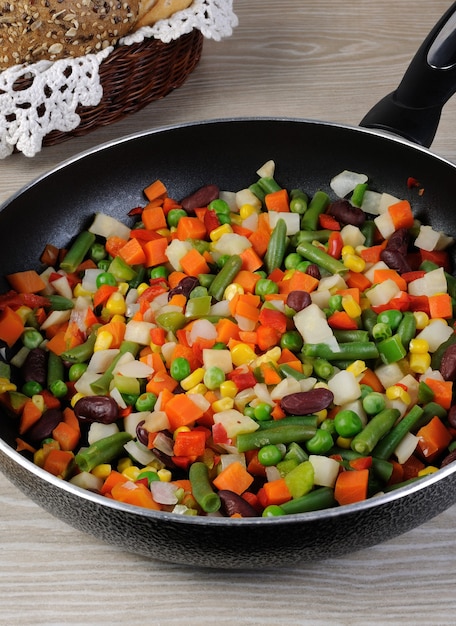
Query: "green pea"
334 409 363 438
255 278 279 298
96 272 117 288
203 366 225 390
243 405 256 419
150 266 169 279
22 381 43 397
213 342 228 350
362 391 386 415
296 261 312 273
68 363 88 382
22 328 44 349
262 505 285 517
121 393 140 407
90 242 107 263
372 322 392 341
328 294 343 313
209 199 231 214
167 209 187 228
280 331 303 352
254 402 273 422
258 444 283 466
135 392 157 412
377 309 403 331
170 357 191 382
306 429 334 454
360 384 373 399
284 253 303 270
97 259 111 272
49 380 68 398
320 418 336 436
255 271 268 280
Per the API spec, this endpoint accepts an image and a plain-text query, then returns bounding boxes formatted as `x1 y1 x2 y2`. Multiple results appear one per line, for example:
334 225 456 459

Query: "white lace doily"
0 0 238 159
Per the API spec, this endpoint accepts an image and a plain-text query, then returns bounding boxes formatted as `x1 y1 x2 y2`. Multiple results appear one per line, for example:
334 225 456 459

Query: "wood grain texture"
2 1 456 623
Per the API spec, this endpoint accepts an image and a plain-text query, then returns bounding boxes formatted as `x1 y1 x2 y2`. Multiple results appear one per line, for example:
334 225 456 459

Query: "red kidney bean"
136 420 149 447
440 345 456 381
181 184 219 212
281 388 334 415
447 405 456 430
380 227 411 274
440 449 456 468
27 408 63 443
168 276 199 300
286 290 311 312
219 490 258 517
305 264 321 280
74 396 119 424
327 199 365 226
22 347 47 386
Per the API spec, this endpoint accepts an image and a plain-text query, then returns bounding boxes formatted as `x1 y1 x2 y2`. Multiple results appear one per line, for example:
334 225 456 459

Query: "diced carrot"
259 362 282 385
111 480 161 510
6 270 46 294
337 287 360 304
168 271 188 289
240 247 263 272
257 478 292 507
173 429 206 457
359 368 384 393
0 306 24 347
416 416 452 461
93 284 118 308
15 437 37 454
216 318 240 344
39 389 61 410
19 399 43 434
248 213 271 257
63 406 80 434
118 237 146 266
387 460 404 486
334 469 369 506
180 248 210 277
43 449 74 478
176 217 207 241
146 372 179 396
142 205 168 231
232 224 254 237
100 470 128 495
105 235 128 257
345 270 372 292
144 179 167 202
234 270 261 294
165 394 204 430
99 319 126 348
327 311 359 330
279 270 319 294
150 327 166 346
271 402 287 420
235 298 260 322
238 330 258 345
423 378 453 410
373 269 407 291
359 240 387 263
388 200 414 230
45 329 71 356
428 293 453 319
264 188 290 212
143 236 169 267
52 420 80 451
256 325 281 351
213 460 254 495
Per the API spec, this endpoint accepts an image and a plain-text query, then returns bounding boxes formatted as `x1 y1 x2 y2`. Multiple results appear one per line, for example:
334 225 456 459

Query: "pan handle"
360 2 456 147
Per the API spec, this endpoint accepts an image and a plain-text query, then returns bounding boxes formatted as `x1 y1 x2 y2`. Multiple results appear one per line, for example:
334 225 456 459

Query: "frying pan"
1 4 456 570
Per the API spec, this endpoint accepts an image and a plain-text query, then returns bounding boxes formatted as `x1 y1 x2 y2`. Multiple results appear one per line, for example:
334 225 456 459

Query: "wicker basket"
40 30 204 146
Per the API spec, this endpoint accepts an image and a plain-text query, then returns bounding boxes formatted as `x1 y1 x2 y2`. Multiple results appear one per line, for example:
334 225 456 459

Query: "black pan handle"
360 2 456 147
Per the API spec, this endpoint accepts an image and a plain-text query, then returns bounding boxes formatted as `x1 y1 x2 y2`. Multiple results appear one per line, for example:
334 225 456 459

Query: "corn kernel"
224 283 244 300
15 305 33 324
122 465 141 481
346 360 367 377
230 213 243 226
252 347 281 368
117 457 133 473
220 380 238 398
137 282 150 296
212 397 234 412
386 385 411 405
342 294 362 318
116 282 128 296
0 377 16 393
341 245 355 257
409 352 431 374
413 311 429 329
34 448 46 468
418 466 439 477
282 269 295 281
94 330 114 352
314 381 330 391
231 343 257 366
92 464 112 480
73 284 93 298
70 392 85 407
336 436 352 449
210 224 233 242
173 426 191 440
31 394 45 413
343 253 366 273
156 228 171 238
239 203 258 219
180 367 205 391
158 468 172 482
187 383 208 395
409 338 429 354
106 291 126 316
315 409 327 424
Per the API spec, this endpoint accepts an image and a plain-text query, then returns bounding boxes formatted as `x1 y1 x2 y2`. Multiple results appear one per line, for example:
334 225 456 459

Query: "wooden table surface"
2 1 456 624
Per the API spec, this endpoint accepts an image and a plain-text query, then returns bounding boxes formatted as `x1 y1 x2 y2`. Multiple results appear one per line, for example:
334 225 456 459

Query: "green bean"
257 176 282 194
371 457 394 483
289 189 309 214
383 476 422 492
47 350 64 390
360 219 376 247
75 432 133 473
22 328 44 349
46 295 75 311
278 487 336 515
248 182 266 203
278 364 308 380
372 405 424 460
60 327 100 363
302 341 379 361
264 218 288 274
258 415 318 430
396 311 416 351
351 183 368 208
411 401 447 433
333 330 369 343
300 191 330 231
90 341 139 395
208 254 243 301
431 332 456 370
236 424 317 453
350 408 400 455
361 308 378 339
60 231 96 273
312 358 334 380
296 240 347 275
291 230 333 247
189 462 221 513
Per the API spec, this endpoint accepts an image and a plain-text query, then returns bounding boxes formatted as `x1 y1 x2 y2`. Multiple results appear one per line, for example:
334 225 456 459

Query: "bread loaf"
0 0 193 70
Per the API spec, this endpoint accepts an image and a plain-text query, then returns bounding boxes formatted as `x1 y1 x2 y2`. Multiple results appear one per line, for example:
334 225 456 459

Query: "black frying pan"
1 4 456 569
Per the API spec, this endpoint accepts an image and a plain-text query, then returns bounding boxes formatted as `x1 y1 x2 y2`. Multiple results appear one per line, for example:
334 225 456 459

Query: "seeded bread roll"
0 0 192 70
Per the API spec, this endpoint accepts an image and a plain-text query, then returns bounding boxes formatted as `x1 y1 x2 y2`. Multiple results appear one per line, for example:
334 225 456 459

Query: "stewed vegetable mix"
2 161 456 518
